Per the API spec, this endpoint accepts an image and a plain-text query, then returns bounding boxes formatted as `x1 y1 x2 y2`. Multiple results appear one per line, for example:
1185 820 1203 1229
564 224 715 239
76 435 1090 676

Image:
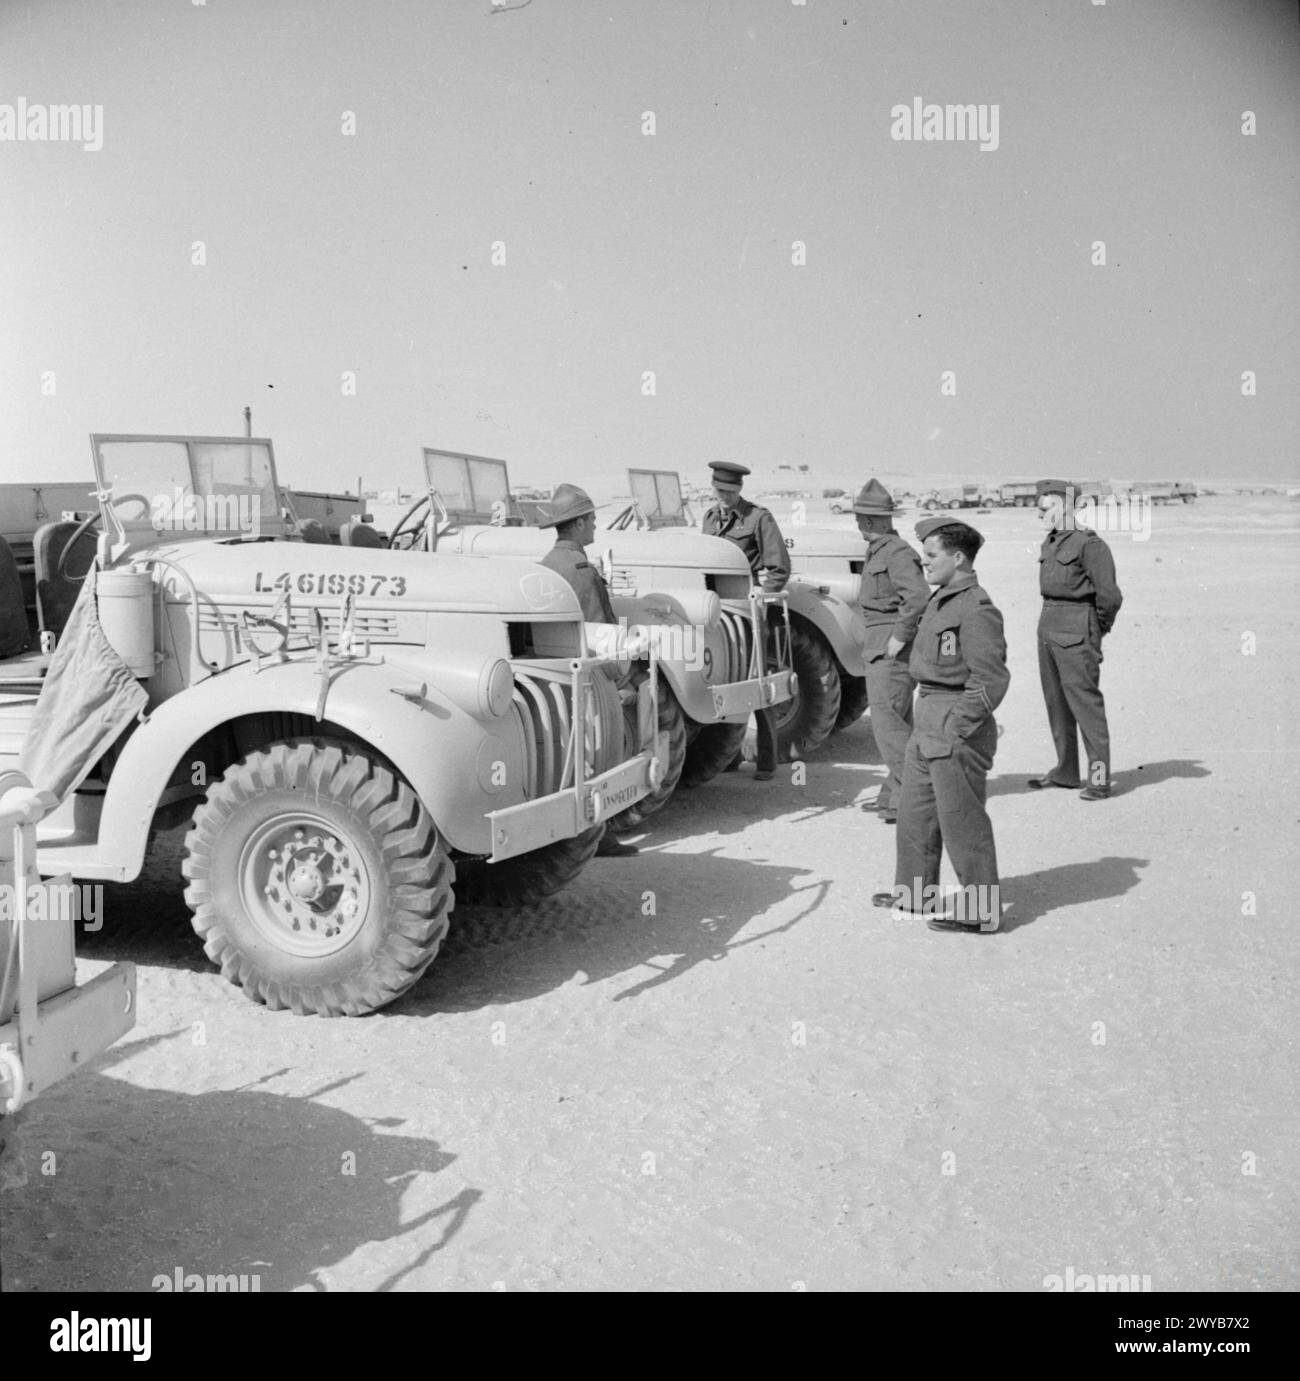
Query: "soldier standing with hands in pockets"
873 517 1010 934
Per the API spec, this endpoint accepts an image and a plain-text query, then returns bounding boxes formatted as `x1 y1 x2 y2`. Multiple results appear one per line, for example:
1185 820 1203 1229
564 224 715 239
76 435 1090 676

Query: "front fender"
94 656 525 879
610 593 750 725
784 581 868 678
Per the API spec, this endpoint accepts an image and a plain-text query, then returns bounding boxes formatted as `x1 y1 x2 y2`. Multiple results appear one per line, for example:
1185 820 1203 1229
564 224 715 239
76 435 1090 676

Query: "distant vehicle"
917 484 982 511
822 488 847 500
996 482 1039 507
1126 481 1197 505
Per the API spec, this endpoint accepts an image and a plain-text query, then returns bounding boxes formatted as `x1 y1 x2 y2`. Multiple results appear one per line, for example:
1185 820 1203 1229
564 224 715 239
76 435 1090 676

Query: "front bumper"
709 668 797 718
485 747 660 860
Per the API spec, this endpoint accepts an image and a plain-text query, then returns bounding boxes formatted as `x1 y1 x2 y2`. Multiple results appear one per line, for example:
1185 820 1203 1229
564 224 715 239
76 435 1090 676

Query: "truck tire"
611 682 686 829
775 623 842 760
454 826 604 908
834 673 869 731
182 739 452 1018
679 720 747 788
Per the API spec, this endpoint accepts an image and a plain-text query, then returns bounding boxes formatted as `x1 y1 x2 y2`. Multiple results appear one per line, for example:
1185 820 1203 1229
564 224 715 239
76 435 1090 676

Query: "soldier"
537 483 638 857
538 483 618 624
872 517 1009 934
701 462 791 781
853 478 929 824
1031 479 1123 800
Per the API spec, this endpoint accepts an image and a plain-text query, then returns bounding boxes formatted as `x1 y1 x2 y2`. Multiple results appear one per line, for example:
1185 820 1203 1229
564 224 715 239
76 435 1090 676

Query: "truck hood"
445 524 754 576
133 537 584 618
784 528 866 560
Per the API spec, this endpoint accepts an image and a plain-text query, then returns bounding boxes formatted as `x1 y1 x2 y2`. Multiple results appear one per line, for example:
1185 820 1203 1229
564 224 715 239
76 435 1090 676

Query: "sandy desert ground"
2 495 1297 1292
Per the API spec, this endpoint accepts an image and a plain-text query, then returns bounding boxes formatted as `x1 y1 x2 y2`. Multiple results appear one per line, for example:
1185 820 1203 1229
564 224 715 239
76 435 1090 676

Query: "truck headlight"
479 659 515 719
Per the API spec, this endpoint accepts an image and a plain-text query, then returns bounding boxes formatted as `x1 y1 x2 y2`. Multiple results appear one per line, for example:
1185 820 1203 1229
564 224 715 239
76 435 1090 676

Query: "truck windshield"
422 448 512 523
628 469 687 527
91 435 290 544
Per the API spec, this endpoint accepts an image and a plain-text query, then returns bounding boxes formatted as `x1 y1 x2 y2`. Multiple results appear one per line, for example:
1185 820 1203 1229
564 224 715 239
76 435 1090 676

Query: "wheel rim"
238 810 372 957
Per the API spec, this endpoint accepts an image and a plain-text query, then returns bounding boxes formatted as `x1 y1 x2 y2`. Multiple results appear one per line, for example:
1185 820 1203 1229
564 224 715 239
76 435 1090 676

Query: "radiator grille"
509 666 624 800
717 608 754 684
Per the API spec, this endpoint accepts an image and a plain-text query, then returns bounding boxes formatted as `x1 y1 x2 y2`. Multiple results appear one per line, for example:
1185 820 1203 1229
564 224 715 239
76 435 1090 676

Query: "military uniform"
702 463 789 775
857 519 929 814
541 539 617 625
895 568 1010 901
700 498 791 592
1036 522 1122 792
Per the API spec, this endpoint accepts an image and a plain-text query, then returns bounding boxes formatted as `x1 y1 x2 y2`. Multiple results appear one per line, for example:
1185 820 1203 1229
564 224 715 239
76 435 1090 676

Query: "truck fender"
95 658 524 879
783 582 868 679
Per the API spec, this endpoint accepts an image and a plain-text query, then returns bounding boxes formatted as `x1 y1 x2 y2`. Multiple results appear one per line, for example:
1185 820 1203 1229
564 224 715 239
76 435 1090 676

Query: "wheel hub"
239 815 371 958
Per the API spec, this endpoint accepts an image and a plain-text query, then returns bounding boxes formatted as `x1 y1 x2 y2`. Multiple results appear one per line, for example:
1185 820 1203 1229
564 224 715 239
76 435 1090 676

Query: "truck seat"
340 519 386 548
0 535 33 658
297 519 331 544
32 521 97 644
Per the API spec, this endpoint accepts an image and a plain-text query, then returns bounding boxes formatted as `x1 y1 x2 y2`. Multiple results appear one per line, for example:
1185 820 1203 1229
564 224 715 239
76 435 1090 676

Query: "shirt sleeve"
947 597 1010 739
887 543 930 644
755 509 791 591
1081 536 1123 634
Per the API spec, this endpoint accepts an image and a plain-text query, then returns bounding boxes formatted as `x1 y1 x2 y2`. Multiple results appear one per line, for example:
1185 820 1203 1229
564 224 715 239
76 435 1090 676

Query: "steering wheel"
57 492 152 582
387 494 432 551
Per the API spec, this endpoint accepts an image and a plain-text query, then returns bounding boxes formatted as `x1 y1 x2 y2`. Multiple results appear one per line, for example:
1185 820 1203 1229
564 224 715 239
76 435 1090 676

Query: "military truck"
918 484 983 511
1129 480 1196 505
1 772 136 1202
607 468 865 753
385 451 797 798
0 435 664 1017
997 481 1039 508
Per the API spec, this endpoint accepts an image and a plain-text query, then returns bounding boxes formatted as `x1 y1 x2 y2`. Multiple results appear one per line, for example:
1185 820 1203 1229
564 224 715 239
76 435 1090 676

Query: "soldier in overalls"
873 517 1010 933
853 479 929 824
701 462 790 781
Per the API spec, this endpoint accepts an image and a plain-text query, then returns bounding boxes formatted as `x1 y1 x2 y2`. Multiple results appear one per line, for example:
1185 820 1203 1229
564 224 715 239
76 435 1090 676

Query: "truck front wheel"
834 673 869 731
182 739 452 1017
775 623 842 760
611 680 686 829
454 826 604 908
679 720 747 788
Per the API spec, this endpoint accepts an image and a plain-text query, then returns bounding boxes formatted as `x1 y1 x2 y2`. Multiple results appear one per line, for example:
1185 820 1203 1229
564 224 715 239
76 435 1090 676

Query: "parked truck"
384 452 796 806
0 435 665 1016
607 468 869 752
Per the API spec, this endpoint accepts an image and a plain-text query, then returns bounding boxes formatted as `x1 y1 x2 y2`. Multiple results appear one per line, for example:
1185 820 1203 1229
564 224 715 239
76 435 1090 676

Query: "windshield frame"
421 447 514 525
89 432 295 555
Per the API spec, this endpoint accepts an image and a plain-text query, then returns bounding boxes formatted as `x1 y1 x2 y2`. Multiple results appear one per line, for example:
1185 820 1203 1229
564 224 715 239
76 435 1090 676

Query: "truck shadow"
3 1047 479 1293
406 851 830 1014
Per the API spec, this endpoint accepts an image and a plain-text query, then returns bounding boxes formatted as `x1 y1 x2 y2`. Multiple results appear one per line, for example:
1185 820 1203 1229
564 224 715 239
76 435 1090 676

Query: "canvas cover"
20 567 148 803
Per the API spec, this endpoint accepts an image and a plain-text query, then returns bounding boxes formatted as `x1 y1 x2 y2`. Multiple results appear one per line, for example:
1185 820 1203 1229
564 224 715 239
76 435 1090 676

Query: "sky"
1 0 1297 491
